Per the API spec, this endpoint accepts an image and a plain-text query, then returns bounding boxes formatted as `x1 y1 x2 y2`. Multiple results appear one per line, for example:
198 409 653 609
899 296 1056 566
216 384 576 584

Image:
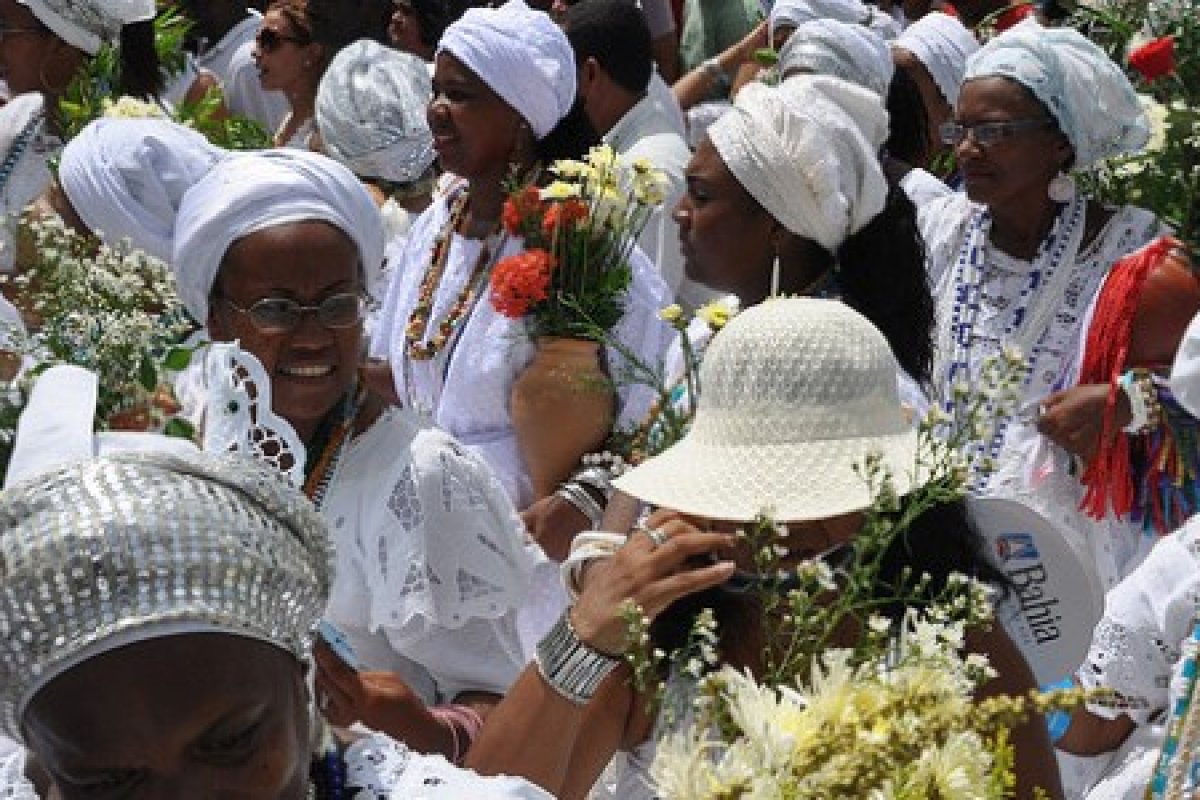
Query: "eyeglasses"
223 293 365 333
255 27 307 53
939 118 1056 147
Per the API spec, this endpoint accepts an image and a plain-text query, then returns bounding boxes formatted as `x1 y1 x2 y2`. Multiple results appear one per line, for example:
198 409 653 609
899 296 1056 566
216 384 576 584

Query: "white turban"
18 0 154 55
172 150 385 325
964 18 1148 168
779 19 894 99
894 12 977 107
316 39 435 185
708 76 889 253
437 0 576 139
59 118 223 263
768 0 869 43
864 8 901 41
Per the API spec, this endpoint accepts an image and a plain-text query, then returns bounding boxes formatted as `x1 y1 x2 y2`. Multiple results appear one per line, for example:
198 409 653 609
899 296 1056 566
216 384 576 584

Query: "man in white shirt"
177 0 289 131
564 0 715 309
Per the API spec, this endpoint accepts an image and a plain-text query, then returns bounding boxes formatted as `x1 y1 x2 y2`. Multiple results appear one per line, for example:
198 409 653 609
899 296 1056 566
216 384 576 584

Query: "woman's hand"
314 641 453 755
1036 383 1131 461
522 493 591 562
569 510 735 655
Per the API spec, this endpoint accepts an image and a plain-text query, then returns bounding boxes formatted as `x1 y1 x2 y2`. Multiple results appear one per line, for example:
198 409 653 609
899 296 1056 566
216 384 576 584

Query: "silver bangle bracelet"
556 481 604 529
535 611 622 705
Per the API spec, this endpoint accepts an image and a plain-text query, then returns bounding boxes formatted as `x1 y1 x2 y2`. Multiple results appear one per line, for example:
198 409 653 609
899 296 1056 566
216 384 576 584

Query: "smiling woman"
170 147 535 762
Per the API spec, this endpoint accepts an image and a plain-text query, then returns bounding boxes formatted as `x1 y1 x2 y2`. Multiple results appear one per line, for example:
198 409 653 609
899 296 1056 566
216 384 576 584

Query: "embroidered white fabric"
0 735 553 798
322 407 533 702
1066 518 1200 797
201 342 306 487
370 181 673 510
921 193 1163 587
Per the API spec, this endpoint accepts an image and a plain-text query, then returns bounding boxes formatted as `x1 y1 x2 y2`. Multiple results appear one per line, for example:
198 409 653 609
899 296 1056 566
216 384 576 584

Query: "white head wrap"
316 39 435 185
779 19 894 99
18 0 155 55
707 76 889 253
864 7 901 41
894 12 978 106
437 0 576 139
768 0 869 43
172 150 386 324
58 118 223 263
964 18 1149 168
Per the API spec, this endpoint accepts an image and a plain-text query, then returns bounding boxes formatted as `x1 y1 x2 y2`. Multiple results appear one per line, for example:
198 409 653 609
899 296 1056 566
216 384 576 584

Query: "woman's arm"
970 625 1066 800
673 22 767 111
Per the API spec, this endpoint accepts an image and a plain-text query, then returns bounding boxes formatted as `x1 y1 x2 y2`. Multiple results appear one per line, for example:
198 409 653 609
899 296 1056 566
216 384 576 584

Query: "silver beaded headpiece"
0 450 333 742
18 0 155 55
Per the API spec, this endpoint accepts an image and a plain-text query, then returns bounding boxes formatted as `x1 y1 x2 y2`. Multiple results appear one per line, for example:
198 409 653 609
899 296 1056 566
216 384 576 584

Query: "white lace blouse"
323 408 534 704
370 180 674 510
0 733 553 798
0 94 58 273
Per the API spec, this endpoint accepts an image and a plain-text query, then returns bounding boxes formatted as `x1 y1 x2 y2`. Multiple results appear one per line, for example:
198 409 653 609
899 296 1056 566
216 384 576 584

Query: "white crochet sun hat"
614 298 918 522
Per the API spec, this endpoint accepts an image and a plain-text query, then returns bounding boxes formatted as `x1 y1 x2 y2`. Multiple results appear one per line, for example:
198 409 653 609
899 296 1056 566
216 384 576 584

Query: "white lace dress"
1068 516 1200 798
0 733 553 798
322 408 534 703
921 193 1163 590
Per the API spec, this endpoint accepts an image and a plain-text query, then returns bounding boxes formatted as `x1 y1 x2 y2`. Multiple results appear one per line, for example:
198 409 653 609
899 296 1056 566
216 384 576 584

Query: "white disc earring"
1048 172 1076 204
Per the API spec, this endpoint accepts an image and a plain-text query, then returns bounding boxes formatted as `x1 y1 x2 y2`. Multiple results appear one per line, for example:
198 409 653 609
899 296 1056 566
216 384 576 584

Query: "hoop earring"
1047 171 1076 204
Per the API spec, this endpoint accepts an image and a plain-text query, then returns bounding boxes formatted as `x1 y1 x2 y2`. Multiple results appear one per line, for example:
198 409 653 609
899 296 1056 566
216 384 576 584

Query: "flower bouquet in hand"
490 145 670 500
489 143 668 338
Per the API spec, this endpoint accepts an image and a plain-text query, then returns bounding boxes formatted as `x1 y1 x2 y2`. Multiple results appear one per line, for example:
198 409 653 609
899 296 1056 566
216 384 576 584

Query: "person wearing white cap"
0 375 551 797
170 148 534 762
768 0 872 49
920 20 1166 588
460 298 1062 799
370 0 670 511
316 38 437 251
0 0 161 271
776 17 894 97
891 12 977 175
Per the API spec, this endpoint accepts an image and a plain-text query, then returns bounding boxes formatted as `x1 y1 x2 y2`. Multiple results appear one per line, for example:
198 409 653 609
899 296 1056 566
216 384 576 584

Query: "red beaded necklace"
404 191 501 362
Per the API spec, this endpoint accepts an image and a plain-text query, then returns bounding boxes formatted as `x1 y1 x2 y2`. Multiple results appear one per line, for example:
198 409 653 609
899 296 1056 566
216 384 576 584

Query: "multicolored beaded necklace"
404 190 505 361
302 387 366 511
0 113 43 196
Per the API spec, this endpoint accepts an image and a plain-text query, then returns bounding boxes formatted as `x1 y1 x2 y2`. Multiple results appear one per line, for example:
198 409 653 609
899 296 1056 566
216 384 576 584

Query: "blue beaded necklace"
938 195 1086 479
307 725 348 799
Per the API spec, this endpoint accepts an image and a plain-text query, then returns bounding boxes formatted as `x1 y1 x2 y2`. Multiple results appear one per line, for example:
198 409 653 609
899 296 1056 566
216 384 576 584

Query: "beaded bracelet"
1120 368 1163 434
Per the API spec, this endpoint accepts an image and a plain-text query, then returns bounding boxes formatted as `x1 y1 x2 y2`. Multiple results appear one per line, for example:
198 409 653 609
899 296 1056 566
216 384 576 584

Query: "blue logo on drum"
995 532 1039 564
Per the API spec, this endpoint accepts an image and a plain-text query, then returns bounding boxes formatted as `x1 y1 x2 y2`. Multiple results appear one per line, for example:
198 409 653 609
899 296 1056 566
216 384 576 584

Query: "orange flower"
502 185 545 236
490 248 555 318
542 198 590 239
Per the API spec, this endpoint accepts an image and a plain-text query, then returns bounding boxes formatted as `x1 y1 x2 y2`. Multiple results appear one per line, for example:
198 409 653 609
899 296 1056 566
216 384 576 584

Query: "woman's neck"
988 197 1060 261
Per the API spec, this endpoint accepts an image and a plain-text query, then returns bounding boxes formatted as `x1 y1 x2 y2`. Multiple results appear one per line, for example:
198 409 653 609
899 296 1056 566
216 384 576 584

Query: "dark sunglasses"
255 27 307 53
223 293 366 334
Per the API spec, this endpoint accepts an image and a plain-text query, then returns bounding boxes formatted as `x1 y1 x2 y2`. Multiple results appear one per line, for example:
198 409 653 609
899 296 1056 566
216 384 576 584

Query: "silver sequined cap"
0 450 333 742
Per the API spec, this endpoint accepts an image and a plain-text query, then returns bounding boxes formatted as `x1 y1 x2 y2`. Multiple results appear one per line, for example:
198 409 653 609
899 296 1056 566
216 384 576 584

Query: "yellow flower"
101 96 167 120
549 158 590 179
586 143 619 173
540 180 581 201
696 301 733 331
657 304 683 323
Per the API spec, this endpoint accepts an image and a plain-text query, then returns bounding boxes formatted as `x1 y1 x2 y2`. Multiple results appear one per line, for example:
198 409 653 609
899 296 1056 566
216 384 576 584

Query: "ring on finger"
639 525 668 548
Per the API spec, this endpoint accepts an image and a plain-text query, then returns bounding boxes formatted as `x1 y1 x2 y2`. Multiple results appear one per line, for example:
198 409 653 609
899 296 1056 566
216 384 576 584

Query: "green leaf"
164 346 194 371
138 357 158 392
163 417 196 440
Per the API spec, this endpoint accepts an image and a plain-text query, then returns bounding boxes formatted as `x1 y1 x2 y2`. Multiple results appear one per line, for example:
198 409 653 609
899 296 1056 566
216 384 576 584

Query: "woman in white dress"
370 0 670 513
169 148 533 762
920 20 1165 587
0 442 549 799
0 0 161 271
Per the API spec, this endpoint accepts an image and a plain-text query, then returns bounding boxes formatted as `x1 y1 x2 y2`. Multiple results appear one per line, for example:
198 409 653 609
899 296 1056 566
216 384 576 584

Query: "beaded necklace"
1149 616 1200 798
0 113 43 197
302 387 365 511
936 195 1086 478
404 190 505 362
